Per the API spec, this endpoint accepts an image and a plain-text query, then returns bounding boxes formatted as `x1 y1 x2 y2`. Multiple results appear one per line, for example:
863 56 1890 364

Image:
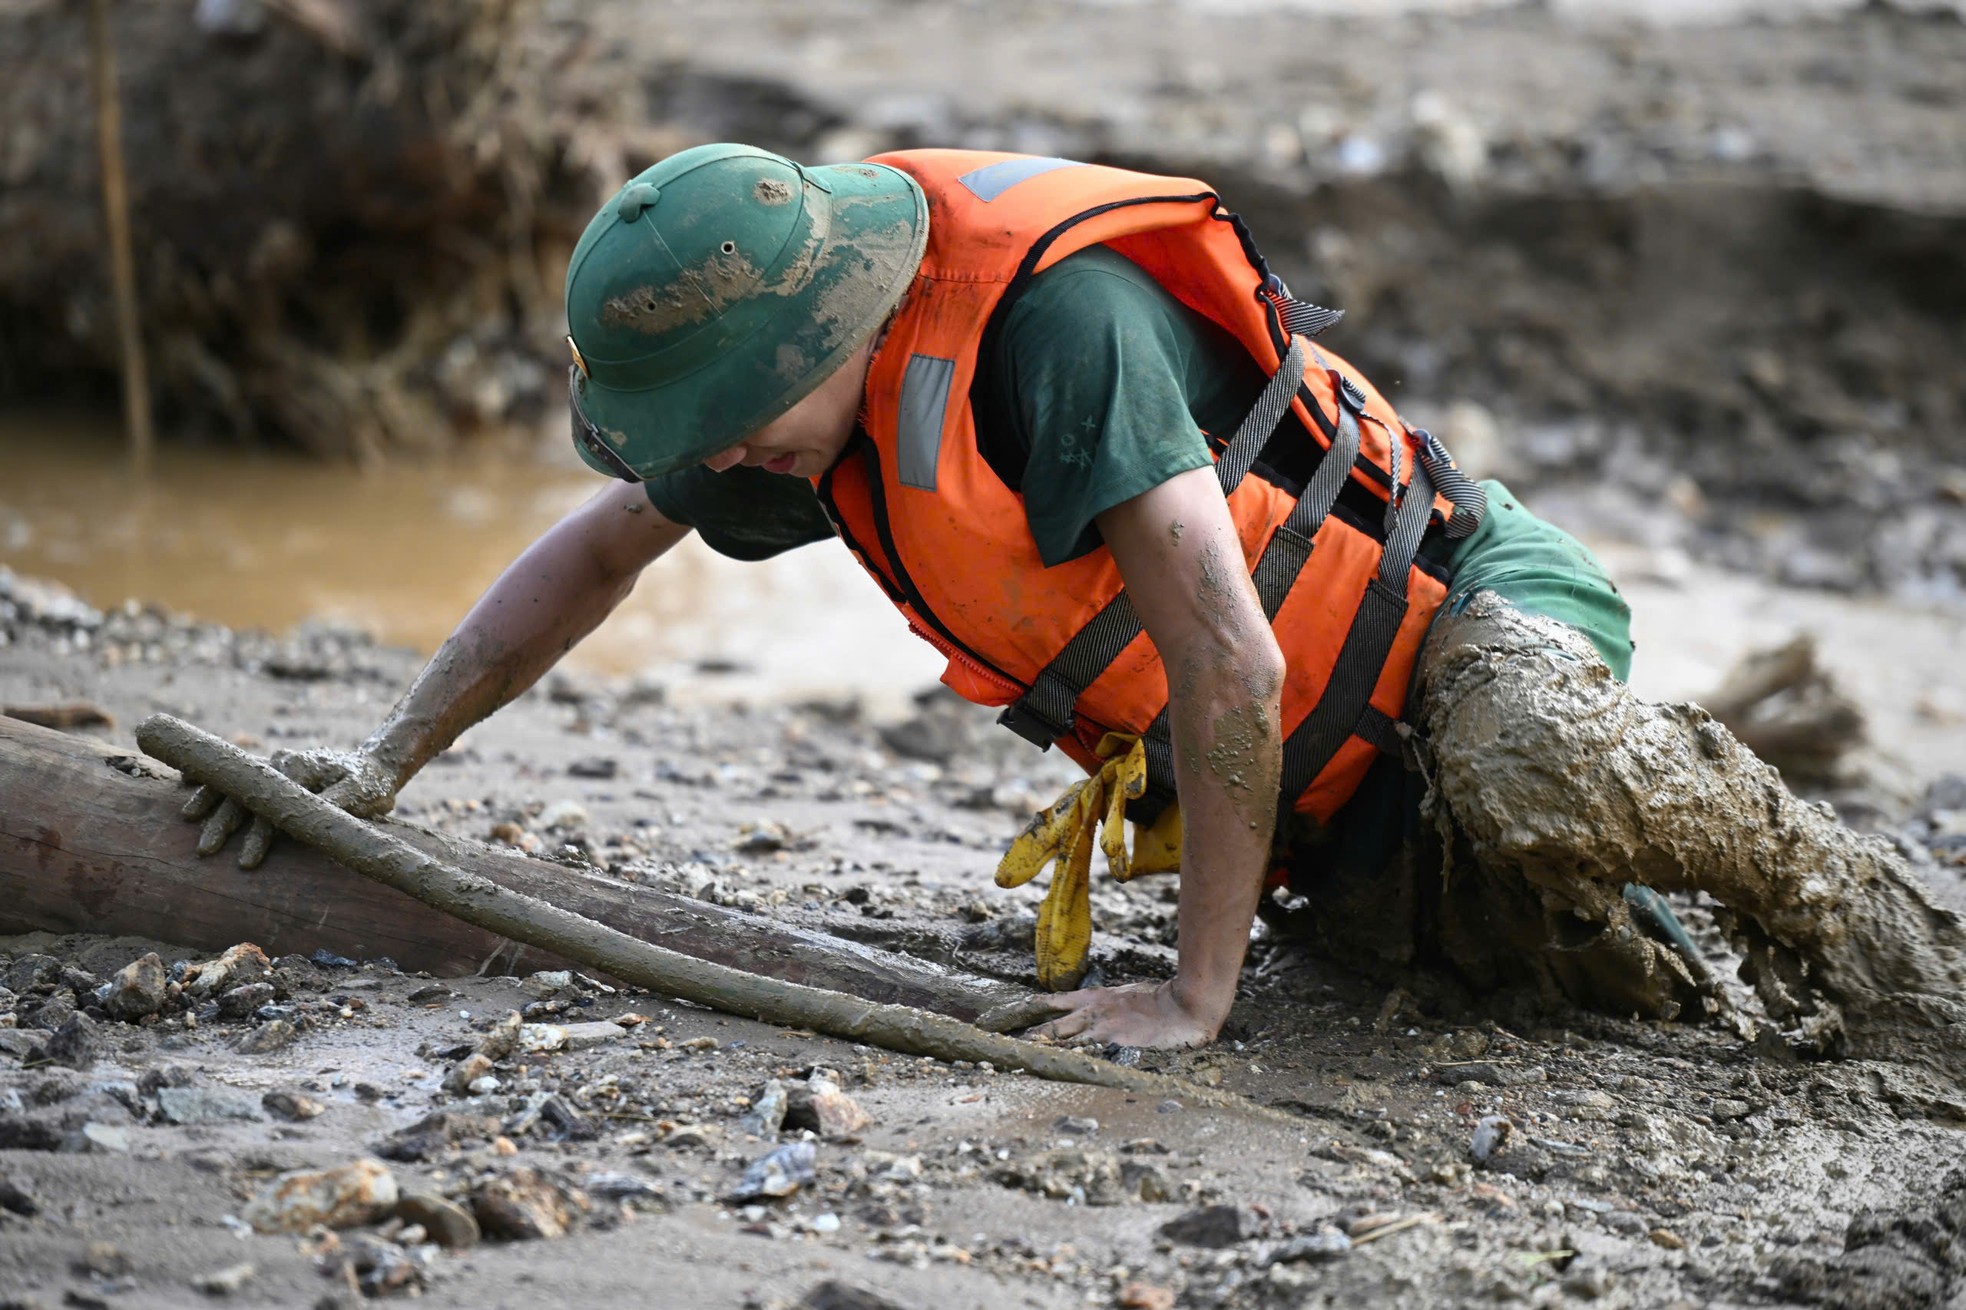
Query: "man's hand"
181 746 401 870
1028 980 1219 1049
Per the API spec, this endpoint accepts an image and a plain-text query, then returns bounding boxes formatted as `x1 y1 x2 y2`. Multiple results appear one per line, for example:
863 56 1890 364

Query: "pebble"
1266 1227 1353 1263
235 1019 297 1055
469 1167 587 1240
261 1089 326 1121
444 1052 495 1095
191 1262 256 1296
157 1086 264 1125
1471 1114 1513 1164
1053 1115 1099 1136
1118 1285 1176 1310
520 971 577 1000
39 1013 102 1069
242 1158 398 1233
76 1122 131 1154
103 953 170 1021
535 800 588 831
741 1079 790 1136
784 1076 871 1141
1158 1204 1267 1248
730 1141 818 1201
1435 1062 1546 1087
393 1190 481 1249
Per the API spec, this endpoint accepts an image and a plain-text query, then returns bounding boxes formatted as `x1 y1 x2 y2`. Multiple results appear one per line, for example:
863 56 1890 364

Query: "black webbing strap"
1250 405 1361 620
996 336 1308 749
1275 457 1437 803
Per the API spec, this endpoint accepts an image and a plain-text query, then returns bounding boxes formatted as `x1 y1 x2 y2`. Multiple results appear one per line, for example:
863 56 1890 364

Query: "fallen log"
137 713 1286 1115
0 713 1025 1021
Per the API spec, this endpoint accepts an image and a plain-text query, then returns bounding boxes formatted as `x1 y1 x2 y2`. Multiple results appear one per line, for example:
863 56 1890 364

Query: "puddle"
0 411 942 711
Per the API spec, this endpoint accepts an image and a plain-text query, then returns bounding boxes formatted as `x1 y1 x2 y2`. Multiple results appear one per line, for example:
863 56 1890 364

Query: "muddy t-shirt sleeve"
982 246 1268 567
641 465 835 562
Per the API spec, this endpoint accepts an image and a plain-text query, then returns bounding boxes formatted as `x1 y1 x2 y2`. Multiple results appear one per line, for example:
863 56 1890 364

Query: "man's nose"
701 445 747 473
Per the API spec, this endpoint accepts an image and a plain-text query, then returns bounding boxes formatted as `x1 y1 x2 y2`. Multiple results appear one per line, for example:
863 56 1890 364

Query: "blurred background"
1 0 1962 768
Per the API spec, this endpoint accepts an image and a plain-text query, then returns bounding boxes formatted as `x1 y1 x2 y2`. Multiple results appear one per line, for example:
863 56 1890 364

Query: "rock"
1710 1098 1753 1121
0 1115 64 1151
444 1052 494 1095
156 1086 263 1125
38 1013 100 1069
1434 1062 1544 1087
29 990 77 1032
474 1011 524 1061
183 944 271 1000
469 1167 588 1240
783 1076 870 1141
581 1172 665 1206
1053 1115 1099 1136
1471 1115 1513 1164
75 1241 131 1278
800 1283 908 1310
4 953 61 993
518 1023 568 1053
235 1019 296 1054
1267 1228 1353 1263
75 1122 131 1153
191 1262 256 1296
730 1141 818 1202
520 971 577 1000
535 800 588 831
995 1148 1136 1205
0 1175 40 1215
561 1021 628 1051
262 1090 325 1121
1650 1227 1685 1250
243 1159 398 1234
103 954 170 1021
0 1029 39 1060
216 983 276 1019
566 756 618 779
741 1079 790 1136
1159 1204 1267 1248
393 1190 480 1249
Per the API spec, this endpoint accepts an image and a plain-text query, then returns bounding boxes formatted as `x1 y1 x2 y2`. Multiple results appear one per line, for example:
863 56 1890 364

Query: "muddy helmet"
563 143 928 481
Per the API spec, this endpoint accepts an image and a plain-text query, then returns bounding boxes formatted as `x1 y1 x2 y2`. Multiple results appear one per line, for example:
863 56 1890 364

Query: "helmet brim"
570 160 927 482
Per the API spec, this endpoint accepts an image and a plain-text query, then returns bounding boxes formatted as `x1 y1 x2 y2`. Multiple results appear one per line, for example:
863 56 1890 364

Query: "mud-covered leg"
1416 592 1966 1066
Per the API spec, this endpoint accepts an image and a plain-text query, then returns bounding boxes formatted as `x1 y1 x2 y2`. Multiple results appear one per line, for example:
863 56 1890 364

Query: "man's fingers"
180 784 221 821
237 815 276 870
196 797 247 856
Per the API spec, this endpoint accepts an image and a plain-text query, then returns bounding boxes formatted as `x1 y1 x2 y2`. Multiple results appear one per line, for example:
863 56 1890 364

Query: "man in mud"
187 145 1965 1059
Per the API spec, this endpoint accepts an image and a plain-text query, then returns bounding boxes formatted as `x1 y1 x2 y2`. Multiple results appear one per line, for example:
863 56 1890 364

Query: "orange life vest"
814 150 1482 822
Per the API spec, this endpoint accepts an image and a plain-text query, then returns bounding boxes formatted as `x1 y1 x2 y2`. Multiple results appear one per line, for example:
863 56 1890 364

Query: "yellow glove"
995 733 1183 991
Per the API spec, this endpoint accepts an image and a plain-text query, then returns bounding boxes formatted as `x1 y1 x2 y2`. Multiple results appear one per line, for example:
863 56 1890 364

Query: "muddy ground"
2 572 1965 1310
4 0 1966 1306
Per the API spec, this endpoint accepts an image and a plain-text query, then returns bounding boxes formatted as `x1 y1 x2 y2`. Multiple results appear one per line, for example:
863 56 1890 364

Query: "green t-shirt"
643 246 1260 567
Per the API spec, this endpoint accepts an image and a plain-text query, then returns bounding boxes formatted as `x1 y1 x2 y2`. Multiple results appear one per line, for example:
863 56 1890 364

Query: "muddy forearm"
1168 647 1284 1031
362 490 679 787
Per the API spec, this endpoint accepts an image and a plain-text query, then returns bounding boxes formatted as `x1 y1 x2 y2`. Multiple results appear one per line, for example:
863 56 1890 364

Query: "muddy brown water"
0 411 944 712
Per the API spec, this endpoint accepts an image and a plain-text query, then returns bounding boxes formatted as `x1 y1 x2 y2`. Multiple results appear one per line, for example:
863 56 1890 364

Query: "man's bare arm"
191 483 691 864
1034 464 1285 1047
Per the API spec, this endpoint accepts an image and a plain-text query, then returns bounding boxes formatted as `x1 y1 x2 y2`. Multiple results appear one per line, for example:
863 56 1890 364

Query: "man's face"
699 337 875 479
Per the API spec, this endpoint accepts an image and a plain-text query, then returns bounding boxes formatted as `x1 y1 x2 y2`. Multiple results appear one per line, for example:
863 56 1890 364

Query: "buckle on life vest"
997 698 1074 750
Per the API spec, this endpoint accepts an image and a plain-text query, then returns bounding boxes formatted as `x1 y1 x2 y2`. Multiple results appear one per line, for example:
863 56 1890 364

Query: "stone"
76 1122 131 1154
0 1029 38 1060
103 953 170 1021
474 1011 524 1061
1118 1284 1176 1310
729 1141 817 1202
519 971 576 1000
4 953 61 993
192 1262 256 1296
469 1167 587 1240
443 1052 494 1095
0 1175 40 1215
800 1283 908 1310
994 1148 1132 1205
216 983 276 1019
783 1077 870 1140
157 1086 263 1125
561 1021 628 1051
393 1190 480 1249
37 1013 100 1071
74 1241 130 1277
1267 1228 1352 1263
1159 1204 1267 1248
1471 1114 1513 1164
1053 1115 1100 1136
262 1089 325 1121
235 1019 297 1055
535 800 588 831
183 944 271 1000
741 1079 790 1136
243 1158 398 1233
518 1023 567 1053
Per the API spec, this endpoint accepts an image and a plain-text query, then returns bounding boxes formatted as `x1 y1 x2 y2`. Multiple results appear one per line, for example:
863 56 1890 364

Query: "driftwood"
0 713 1025 1022
136 713 1287 1115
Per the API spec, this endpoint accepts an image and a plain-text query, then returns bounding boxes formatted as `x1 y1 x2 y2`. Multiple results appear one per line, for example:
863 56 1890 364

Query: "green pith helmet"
564 143 928 481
